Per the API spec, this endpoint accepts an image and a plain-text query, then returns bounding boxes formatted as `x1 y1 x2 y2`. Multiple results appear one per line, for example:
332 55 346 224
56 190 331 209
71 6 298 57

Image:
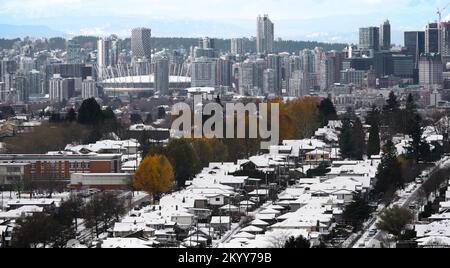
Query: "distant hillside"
0 36 347 53
0 38 20 49
129 37 346 53
0 24 66 39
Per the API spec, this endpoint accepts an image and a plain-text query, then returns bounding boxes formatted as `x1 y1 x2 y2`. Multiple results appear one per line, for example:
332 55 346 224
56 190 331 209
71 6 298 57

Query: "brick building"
0 154 122 186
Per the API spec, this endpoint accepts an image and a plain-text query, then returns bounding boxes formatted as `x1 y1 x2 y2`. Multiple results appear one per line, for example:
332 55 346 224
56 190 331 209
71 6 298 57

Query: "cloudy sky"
0 0 446 43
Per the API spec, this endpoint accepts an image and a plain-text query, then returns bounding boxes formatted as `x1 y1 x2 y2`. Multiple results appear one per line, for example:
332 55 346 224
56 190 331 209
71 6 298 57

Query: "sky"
0 0 447 43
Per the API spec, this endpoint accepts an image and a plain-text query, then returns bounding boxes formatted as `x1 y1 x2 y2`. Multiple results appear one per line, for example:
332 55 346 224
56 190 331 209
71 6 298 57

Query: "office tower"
257 15 274 54
67 41 82 64
97 39 111 79
320 56 336 91
12 76 28 103
131 27 152 61
289 70 309 97
191 57 216 87
419 53 443 88
380 20 391 51
255 58 266 91
19 57 35 74
391 55 414 78
238 60 256 95
300 49 315 73
154 56 169 95
231 38 244 55
425 22 440 54
0 60 17 82
194 47 216 58
217 56 233 88
27 69 43 95
49 74 68 102
202 37 215 49
359 27 380 51
0 82 4 102
340 69 365 87
404 31 426 66
267 54 282 94
82 77 98 99
109 36 121 67
441 22 450 57
263 69 275 94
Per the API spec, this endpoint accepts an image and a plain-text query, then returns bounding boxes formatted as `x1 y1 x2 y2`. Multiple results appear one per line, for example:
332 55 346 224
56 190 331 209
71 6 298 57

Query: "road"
350 156 450 248
75 191 150 246
215 201 273 247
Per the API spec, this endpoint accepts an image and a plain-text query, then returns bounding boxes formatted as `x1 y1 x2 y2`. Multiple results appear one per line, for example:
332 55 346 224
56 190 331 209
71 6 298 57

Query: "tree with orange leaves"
133 155 174 200
281 97 321 140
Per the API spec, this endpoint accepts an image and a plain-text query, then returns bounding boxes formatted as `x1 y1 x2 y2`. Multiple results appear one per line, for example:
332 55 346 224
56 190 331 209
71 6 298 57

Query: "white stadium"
100 74 191 94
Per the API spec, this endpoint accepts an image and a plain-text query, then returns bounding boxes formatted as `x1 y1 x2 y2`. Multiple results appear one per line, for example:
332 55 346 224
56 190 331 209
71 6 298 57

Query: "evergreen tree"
367 119 381 157
318 98 337 127
66 108 77 122
374 140 403 195
366 106 380 127
407 114 429 162
342 194 372 231
77 98 103 125
382 91 401 134
165 139 201 188
339 117 353 159
351 118 365 160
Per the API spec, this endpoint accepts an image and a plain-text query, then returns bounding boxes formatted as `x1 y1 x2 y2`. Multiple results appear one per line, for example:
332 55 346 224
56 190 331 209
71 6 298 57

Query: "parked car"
415 178 424 184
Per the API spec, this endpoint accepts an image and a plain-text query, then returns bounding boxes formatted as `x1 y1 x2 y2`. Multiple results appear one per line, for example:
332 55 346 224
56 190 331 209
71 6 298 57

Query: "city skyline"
0 0 448 44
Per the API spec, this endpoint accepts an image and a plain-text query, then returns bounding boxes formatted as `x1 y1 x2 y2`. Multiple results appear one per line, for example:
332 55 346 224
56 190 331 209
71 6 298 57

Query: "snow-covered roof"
210 216 230 224
101 238 154 248
241 226 264 233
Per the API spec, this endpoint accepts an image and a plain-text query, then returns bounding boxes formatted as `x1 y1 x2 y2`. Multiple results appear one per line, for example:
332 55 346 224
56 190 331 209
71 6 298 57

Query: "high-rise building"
267 54 282 94
216 56 233 88
154 56 169 95
49 74 68 102
320 56 336 91
82 77 98 99
300 49 315 73
202 37 215 49
191 57 216 87
13 76 28 103
231 38 244 55
97 39 111 79
256 15 274 54
238 60 256 95
288 70 309 97
359 27 380 51
419 53 443 88
404 31 426 67
131 28 152 61
425 22 440 54
263 69 275 94
67 41 82 64
380 20 391 51
27 69 43 95
441 22 450 57
109 36 121 67
340 69 365 87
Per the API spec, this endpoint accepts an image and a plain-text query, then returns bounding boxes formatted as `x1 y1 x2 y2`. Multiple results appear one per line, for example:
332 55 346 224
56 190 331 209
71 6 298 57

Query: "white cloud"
0 0 439 20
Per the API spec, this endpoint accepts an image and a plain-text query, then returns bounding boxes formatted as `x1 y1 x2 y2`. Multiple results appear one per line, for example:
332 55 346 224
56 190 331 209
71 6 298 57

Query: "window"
6 167 21 173
215 198 221 202
6 176 20 182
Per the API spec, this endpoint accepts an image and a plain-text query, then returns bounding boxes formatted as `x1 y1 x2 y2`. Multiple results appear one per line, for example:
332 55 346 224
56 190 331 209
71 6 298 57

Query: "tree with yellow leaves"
133 155 174 200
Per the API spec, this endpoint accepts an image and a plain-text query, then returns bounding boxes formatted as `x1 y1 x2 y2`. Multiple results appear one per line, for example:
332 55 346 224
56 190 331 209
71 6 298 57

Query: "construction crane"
437 2 450 24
